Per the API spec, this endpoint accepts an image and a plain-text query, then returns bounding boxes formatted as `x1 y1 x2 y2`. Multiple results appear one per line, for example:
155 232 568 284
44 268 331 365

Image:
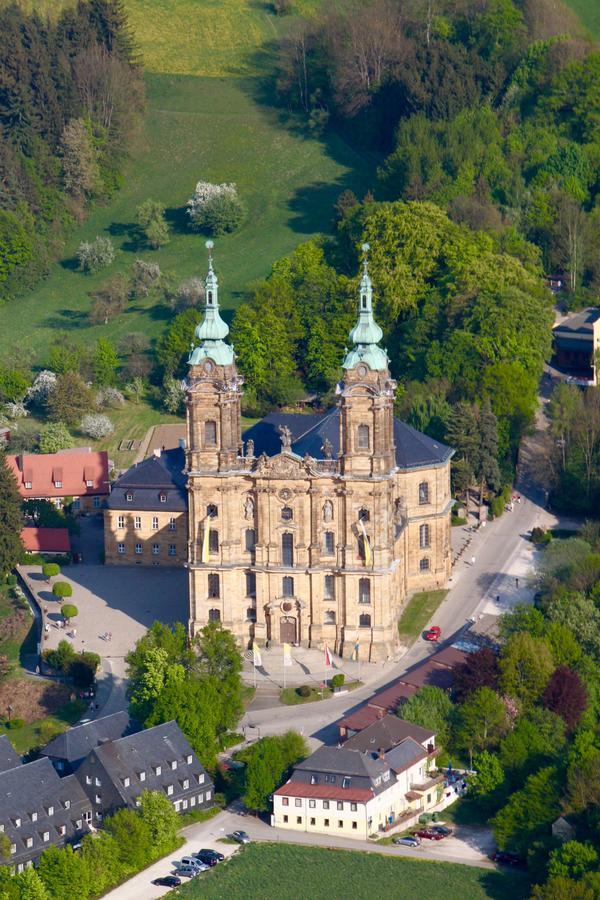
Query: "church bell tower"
184 241 243 473
339 244 396 476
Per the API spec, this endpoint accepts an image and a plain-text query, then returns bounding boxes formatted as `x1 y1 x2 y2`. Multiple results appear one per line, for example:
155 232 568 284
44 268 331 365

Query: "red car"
413 829 445 841
424 625 442 642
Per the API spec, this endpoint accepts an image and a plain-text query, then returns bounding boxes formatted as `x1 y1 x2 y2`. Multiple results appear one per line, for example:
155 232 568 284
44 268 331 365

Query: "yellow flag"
358 517 372 567
201 516 210 564
283 643 293 666
252 644 262 667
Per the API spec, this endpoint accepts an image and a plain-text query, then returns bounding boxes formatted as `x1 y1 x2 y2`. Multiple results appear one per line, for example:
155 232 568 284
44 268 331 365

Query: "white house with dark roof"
0 757 92 871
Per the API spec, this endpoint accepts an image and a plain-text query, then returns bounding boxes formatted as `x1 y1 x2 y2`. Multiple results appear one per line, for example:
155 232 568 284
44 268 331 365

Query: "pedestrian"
515 577 519 589
471 555 476 566
95 703 99 711
496 595 500 604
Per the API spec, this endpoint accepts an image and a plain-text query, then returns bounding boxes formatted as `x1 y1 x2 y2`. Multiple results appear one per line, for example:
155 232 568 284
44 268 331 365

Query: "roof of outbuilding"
107 449 187 511
0 735 21 773
21 527 71 554
242 409 452 470
41 711 131 764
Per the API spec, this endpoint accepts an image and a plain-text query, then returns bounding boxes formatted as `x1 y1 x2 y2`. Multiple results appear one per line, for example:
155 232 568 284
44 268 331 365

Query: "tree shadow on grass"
43 309 88 331
60 255 80 272
165 205 190 236
479 870 531 900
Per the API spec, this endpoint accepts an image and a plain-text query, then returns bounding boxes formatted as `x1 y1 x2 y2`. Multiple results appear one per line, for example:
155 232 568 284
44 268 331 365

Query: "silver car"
176 865 200 878
393 835 421 847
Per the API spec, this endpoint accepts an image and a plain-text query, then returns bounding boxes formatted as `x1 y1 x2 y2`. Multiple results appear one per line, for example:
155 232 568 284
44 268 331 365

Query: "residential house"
0 757 92 872
41 712 131 775
553 308 600 384
273 729 440 840
103 449 188 567
74 721 212 821
8 449 109 512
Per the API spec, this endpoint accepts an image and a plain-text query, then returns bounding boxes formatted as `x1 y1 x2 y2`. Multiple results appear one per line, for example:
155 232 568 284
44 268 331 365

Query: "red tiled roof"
8 450 109 499
338 706 383 733
274 782 373 803
368 682 418 711
21 527 71 553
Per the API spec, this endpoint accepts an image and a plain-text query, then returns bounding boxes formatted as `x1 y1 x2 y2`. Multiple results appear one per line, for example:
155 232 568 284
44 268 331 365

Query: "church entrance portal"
280 617 296 644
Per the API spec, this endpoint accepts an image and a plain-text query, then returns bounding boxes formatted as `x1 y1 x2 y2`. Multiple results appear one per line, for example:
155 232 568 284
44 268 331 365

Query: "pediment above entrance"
253 451 314 478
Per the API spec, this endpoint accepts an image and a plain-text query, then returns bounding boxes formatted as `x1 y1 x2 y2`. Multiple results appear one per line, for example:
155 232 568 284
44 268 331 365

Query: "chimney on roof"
178 438 186 449
378 747 385 760
377 709 385 719
153 448 162 458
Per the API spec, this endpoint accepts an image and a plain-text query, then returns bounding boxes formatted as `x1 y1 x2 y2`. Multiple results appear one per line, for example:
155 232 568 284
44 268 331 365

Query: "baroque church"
184 244 453 661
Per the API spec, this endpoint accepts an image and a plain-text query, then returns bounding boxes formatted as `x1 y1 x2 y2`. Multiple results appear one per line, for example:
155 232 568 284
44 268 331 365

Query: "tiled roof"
242 409 452 470
0 735 21 773
385 738 428 775
553 308 600 335
337 706 383 733
368 682 418 710
7 450 109 499
294 746 387 780
107 449 187 512
21 527 71 554
343 715 435 752
41 712 131 764
275 782 373 803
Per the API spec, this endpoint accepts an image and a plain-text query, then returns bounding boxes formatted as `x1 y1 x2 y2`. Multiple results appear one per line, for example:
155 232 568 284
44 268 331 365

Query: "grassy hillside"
0 74 373 364
565 0 600 36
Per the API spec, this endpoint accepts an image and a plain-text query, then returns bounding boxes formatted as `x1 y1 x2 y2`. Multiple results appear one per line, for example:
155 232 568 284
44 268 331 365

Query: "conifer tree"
0 450 23 576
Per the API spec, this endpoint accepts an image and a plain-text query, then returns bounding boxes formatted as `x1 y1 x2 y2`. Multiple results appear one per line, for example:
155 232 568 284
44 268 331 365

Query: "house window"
168 544 176 556
206 790 211 801
246 607 256 622
159 493 167 504
207 504 218 518
420 524 430 549
123 777 130 787
31 812 37 822
282 576 294 598
73 499 80 509
140 771 146 782
187 755 193 765
209 530 219 553
324 532 335 555
281 506 293 522
24 482 32 490
282 798 289 806
167 785 174 796
283 815 288 823
86 479 93 488
338 820 343 829
134 543 142 555
198 774 205 784
295 798 302 807
337 802 343 811
86 776 92 785
420 557 430 572
310 817 316 825
205 420 217 446
245 528 256 552
297 816 302 824
208 608 221 622
93 496 101 508
168 517 176 531
342 778 350 789
351 803 357 811
419 482 430 504
208 573 220 598
359 578 371 604
43 832 50 842
311 775 318 785
357 424 370 450
309 800 316 809
54 480 62 488
190 796 196 807
152 516 159 530
323 801 329 810
245 572 256 597
359 613 371 628
152 544 159 555
117 543 125 555
183 779 189 789
118 516 125 529
134 516 141 529
324 610 336 625
95 778 101 787
324 818 330 827
352 821 357 829
95 795 101 804
324 575 335 601
126 493 133 502
282 532 293 566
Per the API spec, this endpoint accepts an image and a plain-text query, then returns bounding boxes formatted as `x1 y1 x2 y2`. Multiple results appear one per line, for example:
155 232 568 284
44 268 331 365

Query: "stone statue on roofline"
278 424 292 450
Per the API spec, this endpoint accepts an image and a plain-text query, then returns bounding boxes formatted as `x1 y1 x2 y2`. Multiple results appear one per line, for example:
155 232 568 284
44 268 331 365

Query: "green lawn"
398 590 449 643
565 0 600 36
175 843 529 900
2 698 87 754
0 74 373 367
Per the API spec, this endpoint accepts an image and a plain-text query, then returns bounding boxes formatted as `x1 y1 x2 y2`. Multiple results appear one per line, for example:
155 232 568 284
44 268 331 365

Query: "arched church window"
207 504 218 518
420 558 430 572
208 574 220 598
419 482 430 505
324 610 336 625
207 291 213 305
281 506 293 522
359 578 371 604
205 420 217 446
357 424 370 450
246 607 256 622
359 613 371 629
419 524 430 549
358 508 370 522
209 530 219 553
324 531 335 555
282 576 294 597
245 528 256 552
208 608 220 622
282 533 294 567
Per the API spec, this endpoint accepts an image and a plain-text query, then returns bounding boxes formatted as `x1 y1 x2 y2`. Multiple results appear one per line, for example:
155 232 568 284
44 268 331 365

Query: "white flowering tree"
186 181 245 235
26 370 57 405
96 387 125 409
4 402 29 420
80 414 114 439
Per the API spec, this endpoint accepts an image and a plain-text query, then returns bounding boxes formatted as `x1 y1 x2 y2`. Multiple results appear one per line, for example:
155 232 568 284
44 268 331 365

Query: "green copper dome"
342 244 389 372
188 242 235 367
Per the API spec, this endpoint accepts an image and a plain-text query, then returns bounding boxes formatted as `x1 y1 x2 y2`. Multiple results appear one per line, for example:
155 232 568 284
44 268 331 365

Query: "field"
176 843 529 900
397 590 449 643
565 0 600 36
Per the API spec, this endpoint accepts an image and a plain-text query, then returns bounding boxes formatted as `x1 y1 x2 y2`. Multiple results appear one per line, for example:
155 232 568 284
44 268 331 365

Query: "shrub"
39 422 73 453
80 413 114 439
186 181 245 234
61 603 78 621
170 277 205 313
70 653 100 688
331 673 345 689
531 527 552 545
161 377 185 415
96 387 125 409
4 401 28 419
52 582 73 599
5 574 17 586
131 259 161 298
298 685 312 698
489 495 505 519
77 236 115 273
43 639 76 673
6 718 24 729
451 515 467 526
26 370 57 405
42 563 60 579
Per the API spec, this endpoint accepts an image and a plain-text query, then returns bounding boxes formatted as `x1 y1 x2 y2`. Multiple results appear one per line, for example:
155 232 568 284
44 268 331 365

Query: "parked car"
180 856 209 872
232 830 251 844
424 625 442 642
492 851 526 867
413 829 445 841
431 825 453 836
175 865 200 878
152 876 182 887
194 849 225 866
393 835 421 847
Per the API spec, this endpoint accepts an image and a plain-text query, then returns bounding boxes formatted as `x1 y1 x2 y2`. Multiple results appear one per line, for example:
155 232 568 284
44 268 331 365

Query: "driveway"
105 806 496 899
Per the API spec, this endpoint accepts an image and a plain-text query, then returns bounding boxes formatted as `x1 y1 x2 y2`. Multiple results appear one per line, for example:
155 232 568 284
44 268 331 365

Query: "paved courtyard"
19 517 187 716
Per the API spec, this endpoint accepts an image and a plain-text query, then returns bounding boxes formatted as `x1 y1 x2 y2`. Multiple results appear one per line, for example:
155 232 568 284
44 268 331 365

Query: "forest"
0 0 143 300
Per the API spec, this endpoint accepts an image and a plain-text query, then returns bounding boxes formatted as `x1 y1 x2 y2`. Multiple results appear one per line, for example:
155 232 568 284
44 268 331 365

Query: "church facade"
185 245 453 661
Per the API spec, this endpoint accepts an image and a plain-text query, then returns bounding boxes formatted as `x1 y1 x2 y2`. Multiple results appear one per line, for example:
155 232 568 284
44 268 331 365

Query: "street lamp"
7 704 13 722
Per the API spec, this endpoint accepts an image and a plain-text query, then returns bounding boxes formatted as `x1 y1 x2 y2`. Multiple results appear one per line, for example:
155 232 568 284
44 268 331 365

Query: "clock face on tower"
203 360 214 374
357 364 368 378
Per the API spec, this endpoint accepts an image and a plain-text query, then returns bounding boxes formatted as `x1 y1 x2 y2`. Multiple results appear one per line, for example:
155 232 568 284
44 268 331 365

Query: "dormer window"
14 818 21 828
25 481 32 490
207 291 213 305
54 480 62 488
26 837 33 848
43 831 50 842
186 755 193 765
123 777 130 788
64 801 70 810
154 765 161 776
47 806 54 816
31 812 37 822
171 761 177 771
86 480 93 488
166 785 174 796
342 778 350 788
58 825 66 836
139 771 146 782
183 779 189 789
159 493 167 503
10 843 16 855
126 493 133 502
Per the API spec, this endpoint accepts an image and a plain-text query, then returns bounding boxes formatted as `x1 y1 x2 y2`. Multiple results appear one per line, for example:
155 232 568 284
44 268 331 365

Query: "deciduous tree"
542 666 587 730
0 450 24 575
46 372 93 426
499 633 554 705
